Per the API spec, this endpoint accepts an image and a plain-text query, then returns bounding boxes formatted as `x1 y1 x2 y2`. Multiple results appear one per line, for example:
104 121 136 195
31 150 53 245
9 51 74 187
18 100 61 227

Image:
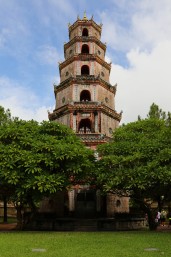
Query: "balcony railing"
74 101 99 105
76 133 111 142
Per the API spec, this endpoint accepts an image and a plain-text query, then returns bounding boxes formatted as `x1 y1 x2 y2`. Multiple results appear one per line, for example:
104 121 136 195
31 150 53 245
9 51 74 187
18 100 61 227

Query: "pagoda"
49 13 122 149
46 14 129 222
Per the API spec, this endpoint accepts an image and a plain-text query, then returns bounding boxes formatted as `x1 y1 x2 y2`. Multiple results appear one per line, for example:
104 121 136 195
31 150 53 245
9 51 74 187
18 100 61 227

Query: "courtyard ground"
0 228 171 257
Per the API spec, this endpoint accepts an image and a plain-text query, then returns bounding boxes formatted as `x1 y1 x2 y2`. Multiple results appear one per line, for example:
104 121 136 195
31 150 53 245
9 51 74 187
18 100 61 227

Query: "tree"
0 119 94 225
0 106 13 125
147 102 166 120
0 106 14 222
96 104 171 230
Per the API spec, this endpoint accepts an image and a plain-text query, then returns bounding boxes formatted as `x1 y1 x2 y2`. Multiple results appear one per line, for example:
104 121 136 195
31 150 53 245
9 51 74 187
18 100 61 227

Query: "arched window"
81 65 89 75
81 44 89 54
80 90 91 101
79 119 91 133
116 199 121 207
82 28 88 37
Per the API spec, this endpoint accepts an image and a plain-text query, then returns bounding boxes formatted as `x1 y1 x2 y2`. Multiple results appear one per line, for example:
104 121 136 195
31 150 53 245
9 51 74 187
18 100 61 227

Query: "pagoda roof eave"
64 36 106 52
48 102 122 122
59 54 111 71
54 76 117 95
69 19 102 37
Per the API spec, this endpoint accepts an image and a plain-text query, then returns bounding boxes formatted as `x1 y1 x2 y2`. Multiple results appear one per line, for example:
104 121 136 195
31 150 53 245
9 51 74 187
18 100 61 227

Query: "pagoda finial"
83 11 88 20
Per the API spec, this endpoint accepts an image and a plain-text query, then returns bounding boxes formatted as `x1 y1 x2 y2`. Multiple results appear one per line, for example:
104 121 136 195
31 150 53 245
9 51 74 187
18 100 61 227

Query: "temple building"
48 13 122 149
46 14 129 222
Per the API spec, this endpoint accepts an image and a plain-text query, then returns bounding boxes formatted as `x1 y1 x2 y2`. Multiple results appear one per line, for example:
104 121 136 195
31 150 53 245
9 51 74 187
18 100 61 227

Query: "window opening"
80 90 91 101
116 199 121 207
82 28 88 36
81 44 89 54
81 65 89 75
79 118 91 133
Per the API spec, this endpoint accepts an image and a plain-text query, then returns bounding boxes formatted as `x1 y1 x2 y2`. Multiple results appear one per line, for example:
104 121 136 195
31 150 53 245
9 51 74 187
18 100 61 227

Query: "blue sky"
0 0 171 124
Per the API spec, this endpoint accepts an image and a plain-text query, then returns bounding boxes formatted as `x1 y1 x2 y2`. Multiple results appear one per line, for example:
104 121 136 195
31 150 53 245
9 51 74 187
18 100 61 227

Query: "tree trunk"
157 196 163 212
3 196 7 223
16 205 23 230
146 208 158 230
134 197 157 230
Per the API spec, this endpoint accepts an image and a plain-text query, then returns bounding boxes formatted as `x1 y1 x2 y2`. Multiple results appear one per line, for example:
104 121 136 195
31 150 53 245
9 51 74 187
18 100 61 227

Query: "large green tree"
0 119 94 224
96 104 171 230
0 106 12 125
0 106 14 222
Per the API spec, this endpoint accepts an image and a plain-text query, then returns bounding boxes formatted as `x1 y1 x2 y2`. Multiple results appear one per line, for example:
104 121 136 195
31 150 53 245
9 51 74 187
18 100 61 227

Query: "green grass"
0 231 170 257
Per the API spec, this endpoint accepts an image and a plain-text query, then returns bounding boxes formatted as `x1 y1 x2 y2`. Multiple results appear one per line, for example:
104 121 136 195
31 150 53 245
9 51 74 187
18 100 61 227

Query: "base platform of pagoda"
22 214 145 231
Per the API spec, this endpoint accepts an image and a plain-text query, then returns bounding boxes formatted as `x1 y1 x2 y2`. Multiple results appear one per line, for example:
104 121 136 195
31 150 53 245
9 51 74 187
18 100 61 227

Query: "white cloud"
110 40 171 124
98 0 171 124
0 77 52 121
100 0 171 51
36 45 60 65
131 1 171 49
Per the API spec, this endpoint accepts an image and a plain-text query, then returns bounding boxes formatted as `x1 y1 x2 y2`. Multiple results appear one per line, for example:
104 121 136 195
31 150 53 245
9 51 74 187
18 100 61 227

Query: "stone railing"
76 133 111 142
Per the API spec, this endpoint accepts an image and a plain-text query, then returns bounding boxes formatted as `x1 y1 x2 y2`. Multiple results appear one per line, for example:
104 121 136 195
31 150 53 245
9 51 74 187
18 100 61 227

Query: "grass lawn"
0 231 170 257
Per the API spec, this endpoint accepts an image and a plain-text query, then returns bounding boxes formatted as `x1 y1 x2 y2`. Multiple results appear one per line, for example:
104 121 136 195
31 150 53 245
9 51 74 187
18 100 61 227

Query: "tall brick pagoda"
44 14 129 222
49 13 121 149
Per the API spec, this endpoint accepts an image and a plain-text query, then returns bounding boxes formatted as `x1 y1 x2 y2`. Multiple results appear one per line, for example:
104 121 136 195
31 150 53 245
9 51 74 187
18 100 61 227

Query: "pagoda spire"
83 11 88 20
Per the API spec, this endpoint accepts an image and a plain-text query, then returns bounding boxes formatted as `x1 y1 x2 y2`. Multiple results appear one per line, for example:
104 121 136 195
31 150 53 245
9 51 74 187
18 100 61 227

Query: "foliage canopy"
0 117 94 207
97 103 171 229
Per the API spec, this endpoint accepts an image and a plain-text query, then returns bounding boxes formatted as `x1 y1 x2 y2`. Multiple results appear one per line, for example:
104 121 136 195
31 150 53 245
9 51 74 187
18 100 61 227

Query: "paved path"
157 225 171 232
0 223 17 231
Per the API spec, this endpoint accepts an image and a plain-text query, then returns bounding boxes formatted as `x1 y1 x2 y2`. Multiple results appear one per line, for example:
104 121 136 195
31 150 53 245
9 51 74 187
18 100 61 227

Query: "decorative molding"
59 54 111 71
64 36 106 52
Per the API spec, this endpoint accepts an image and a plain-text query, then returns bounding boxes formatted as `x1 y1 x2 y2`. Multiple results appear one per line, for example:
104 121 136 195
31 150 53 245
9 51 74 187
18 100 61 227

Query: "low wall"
22 212 146 231
98 218 146 231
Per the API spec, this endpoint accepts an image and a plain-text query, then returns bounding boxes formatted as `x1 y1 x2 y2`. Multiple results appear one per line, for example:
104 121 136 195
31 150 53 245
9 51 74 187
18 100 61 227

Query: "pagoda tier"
64 36 106 54
59 54 111 74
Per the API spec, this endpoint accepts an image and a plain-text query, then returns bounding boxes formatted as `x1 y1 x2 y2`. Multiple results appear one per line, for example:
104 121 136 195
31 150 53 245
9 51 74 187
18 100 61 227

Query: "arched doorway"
76 189 96 218
82 28 88 37
78 118 91 133
81 65 89 75
81 44 89 54
80 90 91 101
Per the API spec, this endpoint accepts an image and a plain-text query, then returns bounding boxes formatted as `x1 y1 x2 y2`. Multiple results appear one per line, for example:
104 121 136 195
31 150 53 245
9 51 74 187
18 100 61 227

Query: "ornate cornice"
54 76 117 95
59 54 111 71
48 102 122 122
64 36 106 52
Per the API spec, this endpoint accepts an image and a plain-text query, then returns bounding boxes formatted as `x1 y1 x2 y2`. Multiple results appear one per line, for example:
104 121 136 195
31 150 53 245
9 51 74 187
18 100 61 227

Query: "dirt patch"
0 223 17 231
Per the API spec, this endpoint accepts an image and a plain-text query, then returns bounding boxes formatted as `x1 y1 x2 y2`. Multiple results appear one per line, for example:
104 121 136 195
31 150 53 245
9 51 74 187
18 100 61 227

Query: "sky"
0 0 171 124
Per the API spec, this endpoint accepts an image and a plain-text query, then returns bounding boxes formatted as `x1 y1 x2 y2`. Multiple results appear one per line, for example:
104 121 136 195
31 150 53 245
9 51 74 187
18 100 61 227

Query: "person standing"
156 211 161 225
